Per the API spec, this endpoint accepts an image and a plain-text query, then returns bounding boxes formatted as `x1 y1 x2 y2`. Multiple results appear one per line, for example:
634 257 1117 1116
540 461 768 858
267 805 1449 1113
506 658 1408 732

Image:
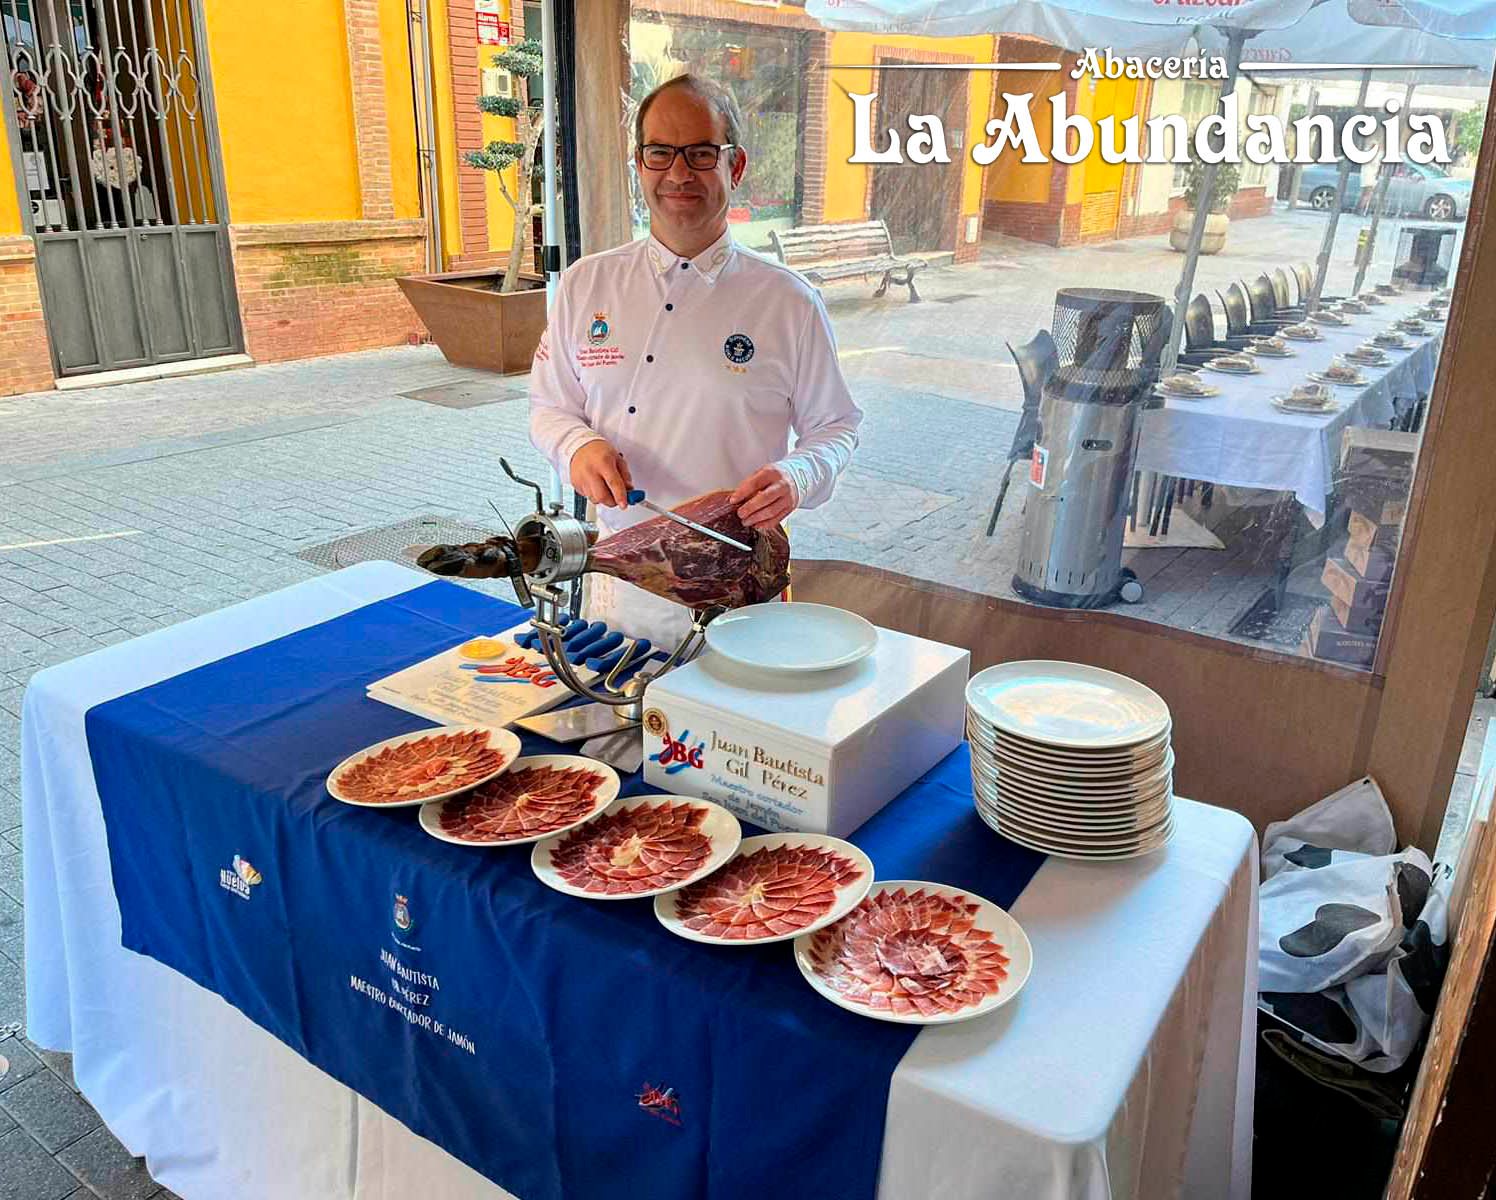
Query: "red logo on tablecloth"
637 1082 682 1126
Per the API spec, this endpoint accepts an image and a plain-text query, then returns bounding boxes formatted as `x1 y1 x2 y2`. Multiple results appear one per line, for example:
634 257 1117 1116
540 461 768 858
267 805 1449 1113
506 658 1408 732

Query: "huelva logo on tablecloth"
219 854 262 901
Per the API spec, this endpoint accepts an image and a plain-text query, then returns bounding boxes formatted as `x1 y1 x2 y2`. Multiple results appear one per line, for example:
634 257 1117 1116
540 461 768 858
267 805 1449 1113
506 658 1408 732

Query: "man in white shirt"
529 74 863 643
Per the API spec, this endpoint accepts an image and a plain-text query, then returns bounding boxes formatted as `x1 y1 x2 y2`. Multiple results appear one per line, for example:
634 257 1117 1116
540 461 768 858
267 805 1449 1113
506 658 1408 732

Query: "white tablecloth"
22 562 1258 1200
1137 296 1443 523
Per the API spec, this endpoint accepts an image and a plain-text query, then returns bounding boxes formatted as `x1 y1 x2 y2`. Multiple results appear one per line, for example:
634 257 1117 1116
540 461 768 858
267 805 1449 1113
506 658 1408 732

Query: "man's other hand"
570 440 634 508
731 467 797 530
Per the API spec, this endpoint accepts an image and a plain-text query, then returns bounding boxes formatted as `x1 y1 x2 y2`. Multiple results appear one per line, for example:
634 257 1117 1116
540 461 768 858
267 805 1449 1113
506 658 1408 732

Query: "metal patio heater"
1392 225 1458 289
1012 287 1167 609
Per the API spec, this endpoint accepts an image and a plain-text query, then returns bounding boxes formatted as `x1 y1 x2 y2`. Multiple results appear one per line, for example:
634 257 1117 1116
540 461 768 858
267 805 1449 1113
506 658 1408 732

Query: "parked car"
1296 160 1471 221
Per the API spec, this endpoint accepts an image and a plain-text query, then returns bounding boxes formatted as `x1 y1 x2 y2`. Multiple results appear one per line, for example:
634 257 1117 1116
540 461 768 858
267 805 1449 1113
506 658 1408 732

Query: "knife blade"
625 490 753 553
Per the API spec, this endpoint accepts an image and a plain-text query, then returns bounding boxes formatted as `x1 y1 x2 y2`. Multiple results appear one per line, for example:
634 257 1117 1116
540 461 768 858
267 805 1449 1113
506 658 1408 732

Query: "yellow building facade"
0 0 533 396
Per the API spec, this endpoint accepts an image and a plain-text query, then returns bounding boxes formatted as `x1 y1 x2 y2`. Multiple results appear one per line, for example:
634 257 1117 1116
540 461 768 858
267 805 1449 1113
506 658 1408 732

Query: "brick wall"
228 220 428 363
344 0 395 221
0 237 56 396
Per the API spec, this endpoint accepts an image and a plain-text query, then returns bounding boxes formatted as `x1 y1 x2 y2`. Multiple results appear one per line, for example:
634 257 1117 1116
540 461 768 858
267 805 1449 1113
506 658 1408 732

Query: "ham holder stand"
416 460 734 772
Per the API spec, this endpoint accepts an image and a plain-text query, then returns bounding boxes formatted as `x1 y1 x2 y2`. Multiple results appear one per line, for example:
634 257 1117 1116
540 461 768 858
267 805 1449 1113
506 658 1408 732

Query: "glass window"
623 5 1486 673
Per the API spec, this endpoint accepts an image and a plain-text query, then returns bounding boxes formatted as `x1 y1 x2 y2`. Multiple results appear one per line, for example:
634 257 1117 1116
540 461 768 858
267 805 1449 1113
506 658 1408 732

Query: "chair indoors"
985 329 1058 536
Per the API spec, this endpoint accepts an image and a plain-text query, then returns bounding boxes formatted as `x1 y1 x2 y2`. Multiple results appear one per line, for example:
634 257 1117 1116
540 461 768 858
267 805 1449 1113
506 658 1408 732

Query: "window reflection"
624 3 1486 673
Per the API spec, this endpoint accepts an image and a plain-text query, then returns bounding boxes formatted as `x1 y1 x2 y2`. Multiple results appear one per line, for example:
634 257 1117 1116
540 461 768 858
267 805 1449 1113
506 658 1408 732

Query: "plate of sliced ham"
531 795 742 900
653 833 873 946
327 725 521 808
418 754 619 846
795 881 1033 1024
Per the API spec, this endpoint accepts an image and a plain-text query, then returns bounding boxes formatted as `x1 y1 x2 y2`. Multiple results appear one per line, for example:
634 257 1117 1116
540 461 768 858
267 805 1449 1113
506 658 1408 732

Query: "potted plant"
396 38 548 374
1170 160 1240 255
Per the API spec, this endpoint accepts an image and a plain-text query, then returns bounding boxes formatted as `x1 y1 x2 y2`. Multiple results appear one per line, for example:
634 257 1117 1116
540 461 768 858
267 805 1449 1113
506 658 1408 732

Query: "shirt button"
665 303 673 312
646 354 654 362
681 262 689 270
628 405 637 414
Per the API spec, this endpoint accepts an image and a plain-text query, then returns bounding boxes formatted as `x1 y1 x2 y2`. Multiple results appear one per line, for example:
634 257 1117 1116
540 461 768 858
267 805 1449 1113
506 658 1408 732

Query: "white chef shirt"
528 228 863 642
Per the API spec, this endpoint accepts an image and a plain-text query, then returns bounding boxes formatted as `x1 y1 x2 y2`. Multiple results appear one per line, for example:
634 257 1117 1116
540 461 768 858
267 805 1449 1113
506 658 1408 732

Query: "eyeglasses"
638 143 735 171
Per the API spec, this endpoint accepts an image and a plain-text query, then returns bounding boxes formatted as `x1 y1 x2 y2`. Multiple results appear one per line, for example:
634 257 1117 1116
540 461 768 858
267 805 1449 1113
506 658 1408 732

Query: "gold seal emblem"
642 708 669 738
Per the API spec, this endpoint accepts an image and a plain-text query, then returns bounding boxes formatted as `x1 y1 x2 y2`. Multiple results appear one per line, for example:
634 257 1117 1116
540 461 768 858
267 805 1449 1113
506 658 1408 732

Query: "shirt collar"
645 229 736 284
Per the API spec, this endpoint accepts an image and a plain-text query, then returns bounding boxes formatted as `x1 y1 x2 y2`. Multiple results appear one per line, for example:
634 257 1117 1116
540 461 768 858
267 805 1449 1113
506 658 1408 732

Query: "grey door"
2 0 241 376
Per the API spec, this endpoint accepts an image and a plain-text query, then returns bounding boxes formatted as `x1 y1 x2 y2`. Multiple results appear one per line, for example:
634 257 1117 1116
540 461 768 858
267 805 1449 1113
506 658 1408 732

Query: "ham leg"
590 490 789 611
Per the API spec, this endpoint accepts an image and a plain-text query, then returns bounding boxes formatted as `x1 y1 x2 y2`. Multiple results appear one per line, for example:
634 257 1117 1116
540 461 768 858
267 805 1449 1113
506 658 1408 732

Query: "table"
1137 295 1443 524
23 562 1259 1200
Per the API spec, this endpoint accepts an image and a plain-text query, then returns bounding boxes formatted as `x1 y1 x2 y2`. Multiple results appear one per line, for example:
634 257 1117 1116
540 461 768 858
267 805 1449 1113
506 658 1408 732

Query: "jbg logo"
651 728 705 774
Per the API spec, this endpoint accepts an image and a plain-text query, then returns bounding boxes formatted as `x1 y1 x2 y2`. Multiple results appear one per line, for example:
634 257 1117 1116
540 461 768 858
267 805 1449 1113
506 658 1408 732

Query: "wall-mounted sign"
476 13 510 44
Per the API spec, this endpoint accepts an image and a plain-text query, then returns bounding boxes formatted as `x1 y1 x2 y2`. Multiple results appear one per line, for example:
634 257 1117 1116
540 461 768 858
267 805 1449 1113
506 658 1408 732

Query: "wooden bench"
767 220 927 302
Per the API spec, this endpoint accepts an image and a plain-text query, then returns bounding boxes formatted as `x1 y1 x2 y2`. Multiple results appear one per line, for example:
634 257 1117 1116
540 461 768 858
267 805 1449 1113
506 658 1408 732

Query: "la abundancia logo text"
849 49 1451 170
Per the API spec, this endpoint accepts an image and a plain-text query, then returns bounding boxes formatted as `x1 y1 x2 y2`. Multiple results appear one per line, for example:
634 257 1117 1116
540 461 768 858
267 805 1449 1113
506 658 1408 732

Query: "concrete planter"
396 269 547 374
1169 209 1229 255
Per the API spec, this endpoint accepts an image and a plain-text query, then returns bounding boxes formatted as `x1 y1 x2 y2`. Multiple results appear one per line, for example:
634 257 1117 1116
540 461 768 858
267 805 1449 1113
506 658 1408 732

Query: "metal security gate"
1 0 241 376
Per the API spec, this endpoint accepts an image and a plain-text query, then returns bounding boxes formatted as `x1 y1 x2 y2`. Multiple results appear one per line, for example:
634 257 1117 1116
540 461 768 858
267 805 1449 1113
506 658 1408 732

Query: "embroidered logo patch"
393 892 415 934
723 333 754 364
588 313 611 346
220 854 261 900
637 1082 682 1126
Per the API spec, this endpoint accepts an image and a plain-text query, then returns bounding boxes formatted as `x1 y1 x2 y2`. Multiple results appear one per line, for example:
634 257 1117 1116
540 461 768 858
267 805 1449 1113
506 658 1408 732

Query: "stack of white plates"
965 661 1174 861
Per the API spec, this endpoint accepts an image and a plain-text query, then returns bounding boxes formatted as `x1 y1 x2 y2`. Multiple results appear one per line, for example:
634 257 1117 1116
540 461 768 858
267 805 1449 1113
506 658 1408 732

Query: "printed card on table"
367 621 610 729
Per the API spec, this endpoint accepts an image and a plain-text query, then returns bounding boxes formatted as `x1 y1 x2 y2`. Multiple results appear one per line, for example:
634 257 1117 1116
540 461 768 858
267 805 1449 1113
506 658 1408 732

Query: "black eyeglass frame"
637 142 737 171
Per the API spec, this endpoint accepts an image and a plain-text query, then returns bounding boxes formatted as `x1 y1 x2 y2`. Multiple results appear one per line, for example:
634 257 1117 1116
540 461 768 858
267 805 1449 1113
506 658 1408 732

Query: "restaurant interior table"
22 561 1258 1200
1136 293 1444 524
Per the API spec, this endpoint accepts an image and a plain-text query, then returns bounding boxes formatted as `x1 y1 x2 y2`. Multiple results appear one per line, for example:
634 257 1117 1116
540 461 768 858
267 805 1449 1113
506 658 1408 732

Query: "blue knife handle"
626 489 646 505
574 631 624 665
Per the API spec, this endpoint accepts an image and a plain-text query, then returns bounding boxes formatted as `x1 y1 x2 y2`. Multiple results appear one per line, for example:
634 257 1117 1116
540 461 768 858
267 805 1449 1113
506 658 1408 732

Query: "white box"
641 627 968 837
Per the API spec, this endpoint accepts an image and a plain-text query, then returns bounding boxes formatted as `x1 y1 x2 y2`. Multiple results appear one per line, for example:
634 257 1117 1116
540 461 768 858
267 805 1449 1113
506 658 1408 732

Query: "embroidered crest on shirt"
579 312 625 368
724 333 755 365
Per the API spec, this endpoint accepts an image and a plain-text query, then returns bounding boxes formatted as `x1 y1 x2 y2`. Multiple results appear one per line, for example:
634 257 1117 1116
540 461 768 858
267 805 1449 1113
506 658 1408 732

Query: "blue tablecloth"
84 579 1044 1200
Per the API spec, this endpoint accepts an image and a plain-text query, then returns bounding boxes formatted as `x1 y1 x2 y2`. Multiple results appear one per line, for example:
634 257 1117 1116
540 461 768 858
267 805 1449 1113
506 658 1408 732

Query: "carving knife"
625 489 753 553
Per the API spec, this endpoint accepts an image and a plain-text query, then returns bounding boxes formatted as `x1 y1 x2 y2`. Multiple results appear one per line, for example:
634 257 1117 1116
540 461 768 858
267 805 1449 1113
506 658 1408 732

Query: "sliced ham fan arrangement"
672 845 864 941
438 765 607 842
806 888 1010 1018
334 729 510 804
330 724 1028 1022
550 802 714 895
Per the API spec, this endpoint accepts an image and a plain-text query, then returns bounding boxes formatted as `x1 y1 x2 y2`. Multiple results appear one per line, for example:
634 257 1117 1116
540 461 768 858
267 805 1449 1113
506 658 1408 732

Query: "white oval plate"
419 754 619 847
654 833 873 946
327 724 521 808
966 661 1170 750
967 716 1172 770
705 602 877 673
977 790 1173 836
972 767 1173 816
1157 380 1221 399
1306 371 1367 388
794 881 1033 1025
531 795 741 900
1203 360 1260 375
978 805 1175 861
978 796 1173 846
1271 397 1341 416
971 752 1174 803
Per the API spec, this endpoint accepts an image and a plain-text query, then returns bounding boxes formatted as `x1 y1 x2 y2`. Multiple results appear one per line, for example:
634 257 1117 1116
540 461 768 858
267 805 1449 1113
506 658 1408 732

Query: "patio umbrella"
1202 2 1494 310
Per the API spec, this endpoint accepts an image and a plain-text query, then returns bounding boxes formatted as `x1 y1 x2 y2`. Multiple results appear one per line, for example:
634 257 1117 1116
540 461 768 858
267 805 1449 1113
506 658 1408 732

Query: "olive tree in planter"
1169 161 1241 256
396 38 548 374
